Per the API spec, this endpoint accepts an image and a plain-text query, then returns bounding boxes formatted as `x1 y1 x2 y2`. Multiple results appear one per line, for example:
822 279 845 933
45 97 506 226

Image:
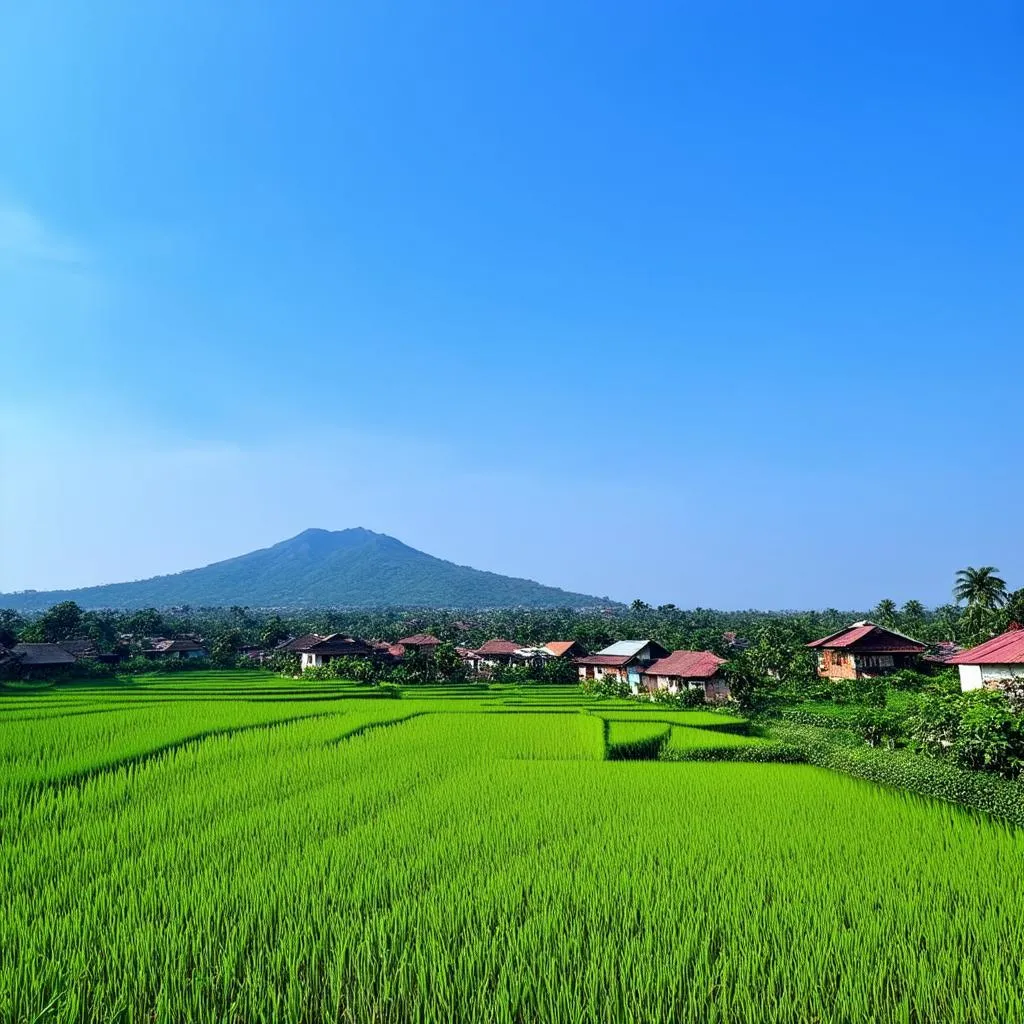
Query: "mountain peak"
0 530 612 611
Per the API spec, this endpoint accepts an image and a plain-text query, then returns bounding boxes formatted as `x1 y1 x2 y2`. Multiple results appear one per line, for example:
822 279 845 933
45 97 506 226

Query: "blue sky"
1 0 1021 608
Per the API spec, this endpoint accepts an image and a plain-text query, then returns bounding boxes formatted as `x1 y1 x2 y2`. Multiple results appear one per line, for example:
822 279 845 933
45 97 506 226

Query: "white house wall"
959 664 1023 692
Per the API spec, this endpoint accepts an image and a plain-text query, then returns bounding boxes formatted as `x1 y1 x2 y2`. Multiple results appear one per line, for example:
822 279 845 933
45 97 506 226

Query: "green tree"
901 600 926 629
872 599 899 628
81 611 119 653
433 642 467 683
125 608 167 638
210 629 242 667
0 609 26 649
37 601 84 643
954 566 1008 610
1003 589 1024 629
260 616 290 649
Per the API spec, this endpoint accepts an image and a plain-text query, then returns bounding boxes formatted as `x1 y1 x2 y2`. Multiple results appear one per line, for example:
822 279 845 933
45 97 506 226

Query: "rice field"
3 672 1024 1023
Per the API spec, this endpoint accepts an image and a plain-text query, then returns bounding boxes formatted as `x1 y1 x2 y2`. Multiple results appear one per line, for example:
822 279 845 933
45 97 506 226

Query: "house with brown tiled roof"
473 639 525 670
806 622 926 680
641 650 729 700
397 634 442 655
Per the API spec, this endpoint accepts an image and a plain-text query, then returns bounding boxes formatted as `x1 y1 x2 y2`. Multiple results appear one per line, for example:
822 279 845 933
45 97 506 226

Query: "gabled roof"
475 639 522 656
643 650 726 680
596 639 669 659
575 654 632 667
544 640 584 658
11 643 77 666
56 639 98 659
598 640 651 657
948 629 1024 666
278 634 325 652
806 622 926 654
397 633 442 646
303 634 375 657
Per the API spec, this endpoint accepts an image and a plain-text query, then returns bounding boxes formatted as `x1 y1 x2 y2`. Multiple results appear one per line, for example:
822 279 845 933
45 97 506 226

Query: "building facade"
949 629 1024 692
806 622 926 680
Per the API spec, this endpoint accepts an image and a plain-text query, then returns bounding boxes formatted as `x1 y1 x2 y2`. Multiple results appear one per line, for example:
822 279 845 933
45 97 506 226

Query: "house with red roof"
641 650 729 700
543 640 587 660
806 622 926 680
948 629 1024 692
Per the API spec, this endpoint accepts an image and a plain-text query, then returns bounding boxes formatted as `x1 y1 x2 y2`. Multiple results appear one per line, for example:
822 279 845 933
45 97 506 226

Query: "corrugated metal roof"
948 629 1024 666
643 650 726 679
598 640 651 658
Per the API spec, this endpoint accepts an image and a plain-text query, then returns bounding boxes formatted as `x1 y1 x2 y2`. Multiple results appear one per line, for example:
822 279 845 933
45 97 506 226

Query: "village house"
143 638 209 660
576 640 669 691
396 634 442 656
9 643 78 676
456 646 483 674
289 634 376 670
806 622 926 680
55 638 98 660
543 640 588 659
473 639 524 670
948 629 1024 692
370 639 406 662
641 650 729 700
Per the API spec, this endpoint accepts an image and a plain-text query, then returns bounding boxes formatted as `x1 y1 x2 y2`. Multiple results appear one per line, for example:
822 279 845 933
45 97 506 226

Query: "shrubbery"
580 675 631 698
660 743 805 764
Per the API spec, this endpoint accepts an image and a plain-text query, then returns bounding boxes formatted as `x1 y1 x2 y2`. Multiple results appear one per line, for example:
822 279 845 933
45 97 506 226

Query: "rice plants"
3 680 1024 1023
605 720 671 759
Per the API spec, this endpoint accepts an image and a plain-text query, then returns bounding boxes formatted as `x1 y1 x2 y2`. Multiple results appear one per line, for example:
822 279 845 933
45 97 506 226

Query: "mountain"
0 529 613 611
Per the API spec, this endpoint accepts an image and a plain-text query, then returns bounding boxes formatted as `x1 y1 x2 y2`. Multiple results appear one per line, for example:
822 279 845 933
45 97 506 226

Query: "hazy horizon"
2 2 1021 608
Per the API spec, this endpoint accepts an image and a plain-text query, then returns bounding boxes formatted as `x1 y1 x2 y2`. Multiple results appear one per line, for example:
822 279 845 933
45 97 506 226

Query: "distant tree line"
2 564 1019 684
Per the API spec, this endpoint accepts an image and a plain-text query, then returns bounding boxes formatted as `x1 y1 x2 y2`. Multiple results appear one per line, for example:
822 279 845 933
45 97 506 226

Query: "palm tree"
872 599 899 627
901 599 926 623
953 566 1008 609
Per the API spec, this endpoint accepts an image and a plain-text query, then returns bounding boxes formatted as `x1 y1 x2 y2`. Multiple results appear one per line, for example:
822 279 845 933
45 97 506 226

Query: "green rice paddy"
3 671 1023 1023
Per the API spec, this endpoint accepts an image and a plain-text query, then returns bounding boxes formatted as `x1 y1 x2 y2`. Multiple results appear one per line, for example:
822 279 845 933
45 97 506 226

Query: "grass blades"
2 674 1023 1023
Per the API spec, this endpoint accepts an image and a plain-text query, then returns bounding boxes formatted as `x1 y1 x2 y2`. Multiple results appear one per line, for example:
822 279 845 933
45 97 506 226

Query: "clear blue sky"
1 0 1021 608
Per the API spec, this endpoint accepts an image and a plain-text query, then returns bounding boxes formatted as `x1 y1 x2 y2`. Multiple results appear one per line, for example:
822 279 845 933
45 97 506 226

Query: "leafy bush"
848 707 903 748
660 743 806 764
649 687 707 709
580 676 630 699
375 682 402 699
887 668 956 692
